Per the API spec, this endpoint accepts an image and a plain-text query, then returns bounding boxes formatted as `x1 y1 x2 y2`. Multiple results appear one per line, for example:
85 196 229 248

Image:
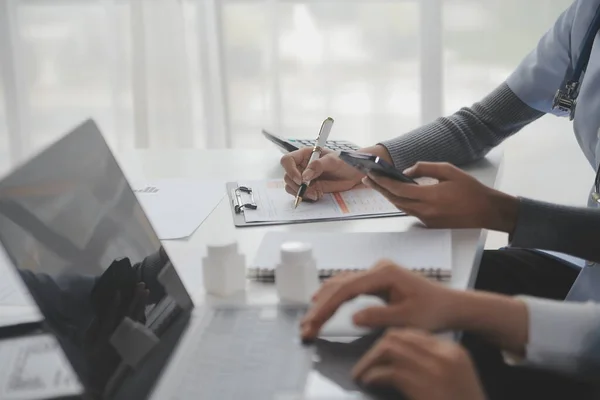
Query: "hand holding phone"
338 151 418 184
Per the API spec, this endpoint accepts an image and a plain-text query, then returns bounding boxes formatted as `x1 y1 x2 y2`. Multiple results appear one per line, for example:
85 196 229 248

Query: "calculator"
262 129 360 154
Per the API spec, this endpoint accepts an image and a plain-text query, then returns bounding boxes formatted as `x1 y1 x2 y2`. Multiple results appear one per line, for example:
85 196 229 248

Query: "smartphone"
338 151 418 184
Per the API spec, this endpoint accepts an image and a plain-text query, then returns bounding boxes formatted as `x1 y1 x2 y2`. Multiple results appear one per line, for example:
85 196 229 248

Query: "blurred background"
0 0 593 249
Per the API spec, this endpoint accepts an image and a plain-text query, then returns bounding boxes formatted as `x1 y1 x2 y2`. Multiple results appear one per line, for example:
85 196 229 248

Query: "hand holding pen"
293 117 335 208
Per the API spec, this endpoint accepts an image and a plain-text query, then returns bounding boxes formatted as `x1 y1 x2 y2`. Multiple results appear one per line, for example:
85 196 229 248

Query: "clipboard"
226 182 405 227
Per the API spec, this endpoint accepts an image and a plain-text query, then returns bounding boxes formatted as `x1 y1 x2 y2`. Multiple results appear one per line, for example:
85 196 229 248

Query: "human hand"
301 260 458 341
363 162 518 232
280 147 366 201
353 329 486 400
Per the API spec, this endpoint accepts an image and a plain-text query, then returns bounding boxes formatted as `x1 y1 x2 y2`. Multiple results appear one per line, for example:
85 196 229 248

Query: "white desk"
118 148 503 305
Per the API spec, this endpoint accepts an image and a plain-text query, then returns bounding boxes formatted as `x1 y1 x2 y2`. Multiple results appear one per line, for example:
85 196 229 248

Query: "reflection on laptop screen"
0 120 192 399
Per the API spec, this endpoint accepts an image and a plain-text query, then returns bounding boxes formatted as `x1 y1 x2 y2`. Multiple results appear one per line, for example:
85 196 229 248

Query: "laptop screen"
0 120 193 399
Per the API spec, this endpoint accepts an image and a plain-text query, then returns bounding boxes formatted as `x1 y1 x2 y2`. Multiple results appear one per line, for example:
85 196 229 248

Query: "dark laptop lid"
0 119 193 399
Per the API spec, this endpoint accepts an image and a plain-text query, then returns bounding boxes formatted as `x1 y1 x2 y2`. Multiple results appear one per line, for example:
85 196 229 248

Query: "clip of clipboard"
227 182 270 227
226 182 405 227
232 185 257 214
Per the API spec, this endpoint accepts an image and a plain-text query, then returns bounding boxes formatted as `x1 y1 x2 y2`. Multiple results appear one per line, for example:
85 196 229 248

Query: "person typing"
297 165 600 399
281 1 600 397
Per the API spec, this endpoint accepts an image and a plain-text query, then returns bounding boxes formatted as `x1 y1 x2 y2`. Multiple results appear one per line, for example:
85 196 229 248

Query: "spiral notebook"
249 230 452 281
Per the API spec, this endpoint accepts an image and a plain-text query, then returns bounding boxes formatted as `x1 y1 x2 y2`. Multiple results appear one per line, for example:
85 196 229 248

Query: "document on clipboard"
226 179 404 226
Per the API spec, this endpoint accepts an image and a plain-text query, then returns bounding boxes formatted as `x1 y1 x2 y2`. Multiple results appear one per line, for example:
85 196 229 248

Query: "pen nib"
294 197 301 209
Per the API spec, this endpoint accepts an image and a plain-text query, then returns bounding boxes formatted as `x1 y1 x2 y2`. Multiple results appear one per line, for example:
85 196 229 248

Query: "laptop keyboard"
170 306 313 399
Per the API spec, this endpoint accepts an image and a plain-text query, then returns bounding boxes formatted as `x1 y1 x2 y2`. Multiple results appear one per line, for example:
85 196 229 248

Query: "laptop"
0 119 400 399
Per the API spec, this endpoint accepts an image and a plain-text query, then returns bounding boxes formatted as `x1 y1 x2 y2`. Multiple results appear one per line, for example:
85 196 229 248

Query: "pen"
294 117 335 208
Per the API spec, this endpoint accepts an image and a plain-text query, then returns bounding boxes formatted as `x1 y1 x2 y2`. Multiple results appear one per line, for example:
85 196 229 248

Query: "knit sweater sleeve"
379 82 544 171
509 197 600 264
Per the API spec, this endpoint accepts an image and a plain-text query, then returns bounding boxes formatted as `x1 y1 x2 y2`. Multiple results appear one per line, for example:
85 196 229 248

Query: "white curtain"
0 0 572 173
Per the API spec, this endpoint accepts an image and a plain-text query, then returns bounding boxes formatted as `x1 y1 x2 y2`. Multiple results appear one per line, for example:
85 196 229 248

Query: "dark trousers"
463 248 599 400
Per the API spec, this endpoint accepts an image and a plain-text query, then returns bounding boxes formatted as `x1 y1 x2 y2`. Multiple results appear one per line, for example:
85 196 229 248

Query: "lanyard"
551 5 600 203
552 4 600 120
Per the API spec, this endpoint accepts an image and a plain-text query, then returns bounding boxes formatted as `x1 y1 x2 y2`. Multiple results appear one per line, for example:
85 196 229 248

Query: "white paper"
240 180 402 223
0 251 41 327
252 230 452 271
0 307 41 329
0 273 32 307
134 179 225 240
0 334 82 400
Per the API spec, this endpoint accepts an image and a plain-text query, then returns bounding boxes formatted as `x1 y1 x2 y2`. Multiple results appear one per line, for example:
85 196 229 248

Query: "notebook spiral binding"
247 267 451 282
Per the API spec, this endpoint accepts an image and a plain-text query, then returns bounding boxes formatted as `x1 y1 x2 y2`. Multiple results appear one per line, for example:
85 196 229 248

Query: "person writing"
282 1 600 396
281 0 600 301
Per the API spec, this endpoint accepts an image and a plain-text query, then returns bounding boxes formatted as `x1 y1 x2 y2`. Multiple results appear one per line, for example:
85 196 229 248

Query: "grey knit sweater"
379 82 599 263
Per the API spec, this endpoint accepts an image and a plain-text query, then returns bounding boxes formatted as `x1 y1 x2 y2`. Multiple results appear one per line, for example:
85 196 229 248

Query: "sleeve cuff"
504 296 600 374
377 140 415 171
